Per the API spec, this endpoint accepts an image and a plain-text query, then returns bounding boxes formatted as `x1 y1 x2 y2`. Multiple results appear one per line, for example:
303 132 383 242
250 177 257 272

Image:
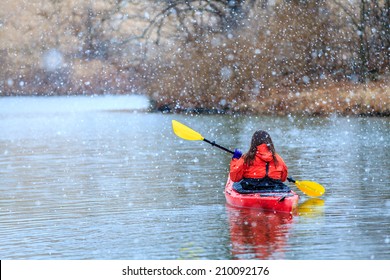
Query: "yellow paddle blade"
294 180 326 197
172 120 204 141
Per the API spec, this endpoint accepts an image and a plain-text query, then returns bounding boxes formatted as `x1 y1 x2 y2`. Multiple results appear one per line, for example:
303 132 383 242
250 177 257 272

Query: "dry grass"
145 2 389 116
249 79 390 116
1 1 389 116
150 74 390 116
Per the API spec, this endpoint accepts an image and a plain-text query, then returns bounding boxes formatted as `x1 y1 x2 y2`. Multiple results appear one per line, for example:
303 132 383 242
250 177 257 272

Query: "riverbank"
250 80 390 116
1 78 388 117
151 79 390 116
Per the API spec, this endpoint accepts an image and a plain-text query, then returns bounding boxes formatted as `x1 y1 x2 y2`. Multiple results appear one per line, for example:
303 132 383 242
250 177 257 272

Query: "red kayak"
224 178 299 213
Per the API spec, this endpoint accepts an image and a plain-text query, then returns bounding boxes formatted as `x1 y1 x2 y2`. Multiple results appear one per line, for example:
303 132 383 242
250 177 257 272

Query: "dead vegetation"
0 1 389 116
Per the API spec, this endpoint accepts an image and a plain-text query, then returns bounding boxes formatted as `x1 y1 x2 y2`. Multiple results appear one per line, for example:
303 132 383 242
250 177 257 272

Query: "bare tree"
334 0 389 80
136 0 263 44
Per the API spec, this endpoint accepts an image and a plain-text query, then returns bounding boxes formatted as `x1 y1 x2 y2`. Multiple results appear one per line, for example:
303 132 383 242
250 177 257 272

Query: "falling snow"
0 0 389 263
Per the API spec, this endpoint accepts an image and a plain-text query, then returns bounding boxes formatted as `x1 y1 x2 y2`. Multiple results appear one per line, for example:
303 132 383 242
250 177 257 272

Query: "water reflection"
298 198 325 218
226 205 295 259
226 198 326 260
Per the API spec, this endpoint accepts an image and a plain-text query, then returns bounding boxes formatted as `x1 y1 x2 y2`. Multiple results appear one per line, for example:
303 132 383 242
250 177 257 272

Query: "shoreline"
2 80 389 117
151 80 390 117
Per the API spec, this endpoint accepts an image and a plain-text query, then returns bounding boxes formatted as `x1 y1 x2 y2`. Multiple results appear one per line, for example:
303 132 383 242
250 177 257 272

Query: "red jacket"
229 144 288 182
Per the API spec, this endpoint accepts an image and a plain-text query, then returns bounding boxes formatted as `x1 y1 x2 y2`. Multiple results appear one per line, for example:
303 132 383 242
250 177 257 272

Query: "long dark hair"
244 130 278 166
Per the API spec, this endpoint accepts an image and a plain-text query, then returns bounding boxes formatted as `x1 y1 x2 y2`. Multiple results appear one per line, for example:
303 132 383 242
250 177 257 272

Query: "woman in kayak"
229 130 289 191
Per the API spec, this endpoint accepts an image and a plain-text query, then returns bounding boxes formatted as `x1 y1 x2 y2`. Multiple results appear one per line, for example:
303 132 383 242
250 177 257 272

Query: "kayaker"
229 130 289 192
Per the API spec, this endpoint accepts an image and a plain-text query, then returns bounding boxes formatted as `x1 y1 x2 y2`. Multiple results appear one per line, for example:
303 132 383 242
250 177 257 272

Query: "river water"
1 95 389 260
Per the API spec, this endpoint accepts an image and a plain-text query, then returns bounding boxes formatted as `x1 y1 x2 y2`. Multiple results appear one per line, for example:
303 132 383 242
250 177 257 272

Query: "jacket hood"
256 144 274 162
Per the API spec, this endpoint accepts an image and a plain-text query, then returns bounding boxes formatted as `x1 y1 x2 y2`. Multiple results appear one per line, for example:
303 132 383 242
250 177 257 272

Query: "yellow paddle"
172 120 326 197
172 120 233 154
287 178 325 197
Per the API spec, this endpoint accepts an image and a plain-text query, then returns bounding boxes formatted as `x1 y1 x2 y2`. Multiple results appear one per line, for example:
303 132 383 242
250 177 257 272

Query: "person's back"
229 130 288 191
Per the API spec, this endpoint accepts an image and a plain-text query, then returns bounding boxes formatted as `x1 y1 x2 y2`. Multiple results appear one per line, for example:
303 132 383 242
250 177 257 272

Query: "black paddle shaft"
203 138 234 154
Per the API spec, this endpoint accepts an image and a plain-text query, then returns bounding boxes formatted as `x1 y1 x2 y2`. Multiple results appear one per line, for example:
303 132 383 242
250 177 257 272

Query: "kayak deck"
224 178 299 213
